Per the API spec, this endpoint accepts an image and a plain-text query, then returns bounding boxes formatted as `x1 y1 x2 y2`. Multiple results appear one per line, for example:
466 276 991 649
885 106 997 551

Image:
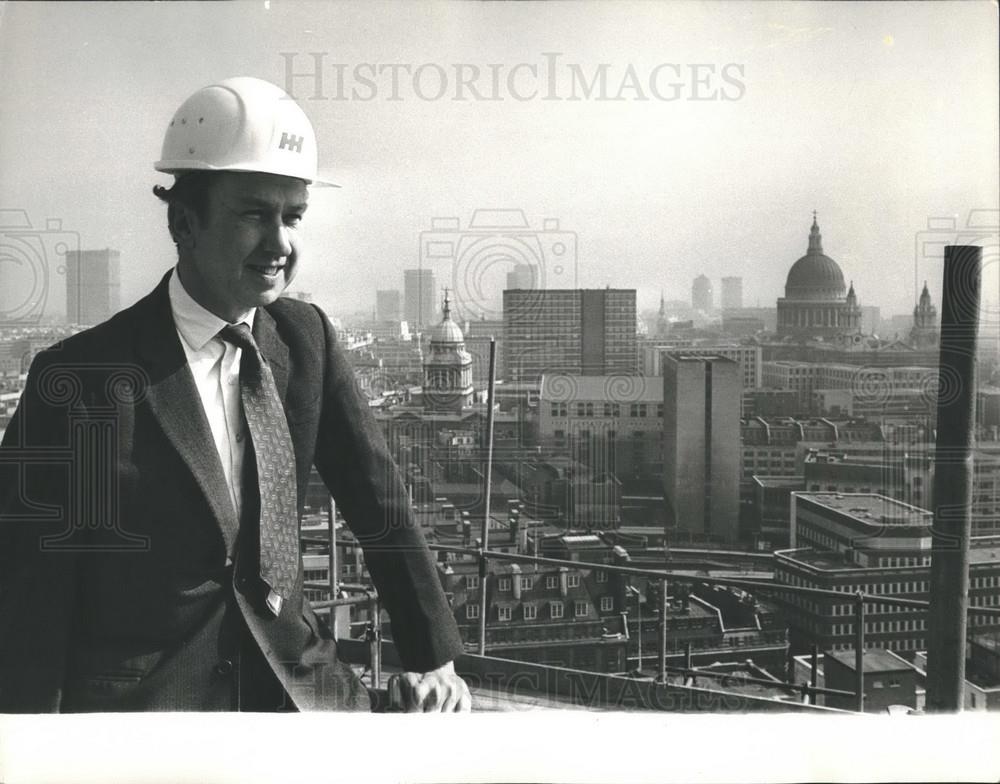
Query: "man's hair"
152 171 219 222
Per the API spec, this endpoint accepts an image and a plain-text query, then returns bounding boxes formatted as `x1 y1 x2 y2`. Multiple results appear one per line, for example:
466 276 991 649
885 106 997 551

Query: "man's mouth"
248 263 286 278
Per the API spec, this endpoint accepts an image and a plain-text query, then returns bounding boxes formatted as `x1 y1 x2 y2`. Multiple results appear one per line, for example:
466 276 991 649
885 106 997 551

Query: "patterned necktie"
220 322 298 617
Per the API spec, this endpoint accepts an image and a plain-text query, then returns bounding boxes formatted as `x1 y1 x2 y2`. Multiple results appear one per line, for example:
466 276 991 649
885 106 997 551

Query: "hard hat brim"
154 160 340 188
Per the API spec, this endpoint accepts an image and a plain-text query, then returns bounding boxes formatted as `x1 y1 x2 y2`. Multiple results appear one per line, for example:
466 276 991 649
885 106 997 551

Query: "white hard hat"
155 76 337 186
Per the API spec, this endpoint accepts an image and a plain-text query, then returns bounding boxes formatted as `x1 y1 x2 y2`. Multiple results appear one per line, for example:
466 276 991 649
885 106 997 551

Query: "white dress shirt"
168 268 255 521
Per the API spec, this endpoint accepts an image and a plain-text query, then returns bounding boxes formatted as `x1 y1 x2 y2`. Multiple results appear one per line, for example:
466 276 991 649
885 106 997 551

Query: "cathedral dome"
784 215 846 300
431 292 465 344
432 318 464 344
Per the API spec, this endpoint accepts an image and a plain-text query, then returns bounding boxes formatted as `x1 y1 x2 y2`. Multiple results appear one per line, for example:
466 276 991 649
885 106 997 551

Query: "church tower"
656 291 669 338
422 290 474 412
844 281 862 333
909 281 939 349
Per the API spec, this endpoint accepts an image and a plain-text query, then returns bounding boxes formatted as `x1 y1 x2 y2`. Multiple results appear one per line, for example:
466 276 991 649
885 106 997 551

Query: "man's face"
177 171 309 322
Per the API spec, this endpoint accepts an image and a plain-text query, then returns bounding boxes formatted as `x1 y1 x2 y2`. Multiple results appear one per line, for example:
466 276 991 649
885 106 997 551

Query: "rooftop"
795 492 932 527
780 539 1000 568
972 631 1000 655
777 547 858 571
753 475 805 489
826 648 914 674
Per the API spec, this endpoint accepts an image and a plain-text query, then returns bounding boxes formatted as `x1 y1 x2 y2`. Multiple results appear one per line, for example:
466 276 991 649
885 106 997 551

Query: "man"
0 77 470 712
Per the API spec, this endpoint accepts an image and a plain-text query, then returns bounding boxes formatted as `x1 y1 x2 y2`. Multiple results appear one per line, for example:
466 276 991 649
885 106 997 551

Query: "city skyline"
0 2 996 324
2 3 1000 779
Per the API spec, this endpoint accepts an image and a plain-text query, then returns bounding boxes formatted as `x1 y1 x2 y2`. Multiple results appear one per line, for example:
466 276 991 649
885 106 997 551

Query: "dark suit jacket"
0 272 463 712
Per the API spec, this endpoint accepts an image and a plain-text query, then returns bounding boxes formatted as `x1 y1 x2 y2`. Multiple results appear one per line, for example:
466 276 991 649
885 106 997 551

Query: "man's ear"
167 203 198 249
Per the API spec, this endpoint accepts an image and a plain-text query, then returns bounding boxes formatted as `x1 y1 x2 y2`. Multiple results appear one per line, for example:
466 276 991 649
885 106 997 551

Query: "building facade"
644 343 762 391
721 276 743 311
376 288 402 322
404 268 436 330
775 493 1000 655
663 355 741 543
691 275 713 312
503 289 637 384
538 373 664 482
65 249 120 325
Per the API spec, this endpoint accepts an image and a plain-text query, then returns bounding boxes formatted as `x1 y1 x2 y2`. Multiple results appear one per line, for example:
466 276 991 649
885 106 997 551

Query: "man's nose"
263 220 293 257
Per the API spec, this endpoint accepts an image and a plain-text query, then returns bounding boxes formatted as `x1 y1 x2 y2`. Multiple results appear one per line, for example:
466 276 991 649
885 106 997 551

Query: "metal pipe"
810 644 819 705
636 588 643 673
658 578 668 683
310 595 374 609
429 543 1000 615
368 592 382 689
927 245 982 713
327 496 338 632
656 663 855 697
477 338 498 655
854 591 865 713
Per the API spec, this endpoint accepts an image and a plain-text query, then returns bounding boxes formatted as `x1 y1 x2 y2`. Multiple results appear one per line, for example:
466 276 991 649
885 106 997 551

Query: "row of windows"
832 600 927 616
465 572 607 591
829 639 925 652
830 619 929 636
548 403 664 419
880 556 929 568
465 598 609 621
828 580 931 595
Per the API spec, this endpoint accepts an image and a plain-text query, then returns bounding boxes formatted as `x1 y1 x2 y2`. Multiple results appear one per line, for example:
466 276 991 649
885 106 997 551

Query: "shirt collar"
168 267 256 352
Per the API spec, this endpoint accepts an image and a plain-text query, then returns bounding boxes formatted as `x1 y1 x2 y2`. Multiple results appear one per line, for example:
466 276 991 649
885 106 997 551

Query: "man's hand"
391 660 471 712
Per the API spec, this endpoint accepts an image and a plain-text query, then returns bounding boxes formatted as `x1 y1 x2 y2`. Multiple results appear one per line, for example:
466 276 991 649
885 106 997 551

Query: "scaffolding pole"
478 338 497 656
926 245 981 712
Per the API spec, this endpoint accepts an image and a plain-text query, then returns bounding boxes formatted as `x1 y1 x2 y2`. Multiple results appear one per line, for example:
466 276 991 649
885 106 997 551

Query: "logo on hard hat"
279 133 304 153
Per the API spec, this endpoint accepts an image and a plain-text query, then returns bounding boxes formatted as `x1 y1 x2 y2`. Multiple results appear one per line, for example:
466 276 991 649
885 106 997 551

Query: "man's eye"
285 215 304 227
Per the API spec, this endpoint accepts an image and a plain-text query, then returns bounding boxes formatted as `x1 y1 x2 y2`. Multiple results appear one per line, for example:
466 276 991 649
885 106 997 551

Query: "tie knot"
219 322 256 353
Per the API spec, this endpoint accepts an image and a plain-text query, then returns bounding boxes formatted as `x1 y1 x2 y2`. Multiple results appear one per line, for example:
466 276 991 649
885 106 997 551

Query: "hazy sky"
1 0 997 323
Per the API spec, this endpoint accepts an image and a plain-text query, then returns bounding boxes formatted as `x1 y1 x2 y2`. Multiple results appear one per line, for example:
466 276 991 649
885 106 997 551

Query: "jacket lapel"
134 273 240 554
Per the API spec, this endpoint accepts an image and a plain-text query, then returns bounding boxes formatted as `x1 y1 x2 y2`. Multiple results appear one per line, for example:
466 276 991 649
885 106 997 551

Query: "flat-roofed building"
539 373 663 481
824 648 919 713
775 492 1000 655
503 289 637 384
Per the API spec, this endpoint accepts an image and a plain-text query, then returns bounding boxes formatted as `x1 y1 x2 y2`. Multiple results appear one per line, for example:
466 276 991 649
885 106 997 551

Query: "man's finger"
456 680 472 712
420 681 442 712
439 683 459 713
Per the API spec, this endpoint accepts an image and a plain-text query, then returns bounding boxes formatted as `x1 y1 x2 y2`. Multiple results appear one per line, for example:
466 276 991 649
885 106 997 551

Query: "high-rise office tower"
506 263 537 291
662 354 740 543
376 289 402 322
721 276 743 311
404 269 436 330
691 274 713 312
502 289 636 384
65 249 120 325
